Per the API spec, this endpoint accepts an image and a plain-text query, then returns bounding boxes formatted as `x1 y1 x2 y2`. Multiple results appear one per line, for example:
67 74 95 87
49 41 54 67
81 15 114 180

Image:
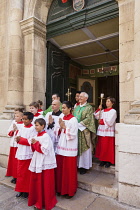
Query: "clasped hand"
13 124 17 131
59 118 66 129
15 136 21 143
31 138 37 144
48 115 54 125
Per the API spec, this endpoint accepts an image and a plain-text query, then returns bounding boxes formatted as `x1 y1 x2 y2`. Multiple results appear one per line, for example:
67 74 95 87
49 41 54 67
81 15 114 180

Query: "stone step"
92 162 115 175
78 168 118 199
92 157 115 175
0 166 118 200
0 185 137 210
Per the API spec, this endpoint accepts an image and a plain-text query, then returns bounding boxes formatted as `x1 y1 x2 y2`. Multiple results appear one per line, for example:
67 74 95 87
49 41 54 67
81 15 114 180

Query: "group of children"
6 101 57 210
6 96 117 210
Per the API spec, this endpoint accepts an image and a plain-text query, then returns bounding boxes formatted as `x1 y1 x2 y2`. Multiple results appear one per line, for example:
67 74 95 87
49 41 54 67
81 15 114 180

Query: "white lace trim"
16 154 33 160
29 163 57 173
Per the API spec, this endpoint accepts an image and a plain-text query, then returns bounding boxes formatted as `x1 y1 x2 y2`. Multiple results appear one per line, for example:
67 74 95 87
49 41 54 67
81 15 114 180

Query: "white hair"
81 92 89 99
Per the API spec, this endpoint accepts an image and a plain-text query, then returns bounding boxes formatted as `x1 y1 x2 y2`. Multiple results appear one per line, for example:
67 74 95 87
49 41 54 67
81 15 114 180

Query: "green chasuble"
73 103 96 156
43 103 62 117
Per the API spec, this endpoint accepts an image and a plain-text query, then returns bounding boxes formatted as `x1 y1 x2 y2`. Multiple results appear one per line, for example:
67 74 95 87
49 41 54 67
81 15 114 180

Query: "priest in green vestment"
43 93 62 117
73 92 96 174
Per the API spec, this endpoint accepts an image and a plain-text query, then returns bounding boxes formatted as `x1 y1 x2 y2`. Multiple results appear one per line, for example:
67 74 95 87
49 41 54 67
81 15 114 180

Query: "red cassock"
95 136 115 164
28 169 57 210
94 108 117 165
15 124 37 193
15 159 31 192
55 155 77 196
6 147 18 178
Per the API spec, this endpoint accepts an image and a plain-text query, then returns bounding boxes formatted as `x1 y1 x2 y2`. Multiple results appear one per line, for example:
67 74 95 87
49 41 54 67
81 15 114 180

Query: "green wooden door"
46 42 70 107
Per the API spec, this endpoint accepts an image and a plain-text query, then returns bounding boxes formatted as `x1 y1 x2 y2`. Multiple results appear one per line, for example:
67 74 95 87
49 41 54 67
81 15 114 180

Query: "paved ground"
0 167 139 210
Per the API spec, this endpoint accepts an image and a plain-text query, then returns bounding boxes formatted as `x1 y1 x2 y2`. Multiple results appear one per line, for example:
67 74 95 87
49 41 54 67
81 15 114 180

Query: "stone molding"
124 101 140 124
0 105 24 120
20 16 46 39
4 105 24 111
129 101 140 114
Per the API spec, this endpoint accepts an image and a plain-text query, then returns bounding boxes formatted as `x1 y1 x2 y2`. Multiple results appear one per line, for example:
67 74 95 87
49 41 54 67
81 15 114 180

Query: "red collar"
24 124 33 128
16 121 23 124
63 113 74 120
38 109 43 112
76 102 80 106
104 108 113 112
37 130 46 137
34 113 40 117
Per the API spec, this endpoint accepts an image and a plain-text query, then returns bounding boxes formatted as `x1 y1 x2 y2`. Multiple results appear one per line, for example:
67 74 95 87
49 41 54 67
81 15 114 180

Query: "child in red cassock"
55 101 78 198
6 111 23 184
29 101 44 125
28 118 57 210
15 112 37 198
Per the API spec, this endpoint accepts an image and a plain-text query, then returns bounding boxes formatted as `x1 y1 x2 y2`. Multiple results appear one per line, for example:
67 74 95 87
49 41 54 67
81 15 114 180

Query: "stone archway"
23 0 53 23
20 0 54 110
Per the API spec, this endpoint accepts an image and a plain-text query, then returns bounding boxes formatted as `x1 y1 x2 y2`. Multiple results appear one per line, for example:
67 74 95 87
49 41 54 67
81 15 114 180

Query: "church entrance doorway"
46 0 119 116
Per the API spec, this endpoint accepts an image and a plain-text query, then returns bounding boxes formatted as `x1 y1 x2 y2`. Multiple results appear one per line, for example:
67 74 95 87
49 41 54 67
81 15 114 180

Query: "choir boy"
55 101 78 198
28 118 57 210
6 111 23 184
29 102 44 125
15 112 37 198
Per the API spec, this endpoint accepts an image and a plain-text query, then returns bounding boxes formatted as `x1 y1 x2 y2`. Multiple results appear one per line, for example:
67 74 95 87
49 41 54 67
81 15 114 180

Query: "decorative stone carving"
124 101 140 124
20 16 46 39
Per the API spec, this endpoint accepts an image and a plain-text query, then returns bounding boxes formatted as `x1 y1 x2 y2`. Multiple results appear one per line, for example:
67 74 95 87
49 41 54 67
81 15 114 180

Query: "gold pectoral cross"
65 88 72 101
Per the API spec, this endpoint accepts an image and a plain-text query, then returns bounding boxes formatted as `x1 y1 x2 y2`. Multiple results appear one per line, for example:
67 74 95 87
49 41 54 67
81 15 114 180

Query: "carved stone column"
116 0 135 123
116 1 140 208
1 0 24 119
124 0 140 124
20 17 46 111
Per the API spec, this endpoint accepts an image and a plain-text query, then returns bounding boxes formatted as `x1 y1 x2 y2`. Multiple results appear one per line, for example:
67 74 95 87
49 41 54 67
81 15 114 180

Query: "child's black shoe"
99 161 106 167
22 192 28 198
16 192 23 197
105 162 111 168
11 178 17 184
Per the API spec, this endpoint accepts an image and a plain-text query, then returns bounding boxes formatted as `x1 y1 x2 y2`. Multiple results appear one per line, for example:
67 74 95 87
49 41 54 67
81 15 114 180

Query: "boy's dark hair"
35 118 46 128
14 108 24 113
76 91 81 94
62 101 72 109
23 112 34 120
29 102 39 109
106 97 116 104
52 93 60 98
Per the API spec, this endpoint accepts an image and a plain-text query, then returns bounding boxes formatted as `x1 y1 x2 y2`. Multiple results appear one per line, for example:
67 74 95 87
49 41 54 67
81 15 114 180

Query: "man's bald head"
52 100 60 112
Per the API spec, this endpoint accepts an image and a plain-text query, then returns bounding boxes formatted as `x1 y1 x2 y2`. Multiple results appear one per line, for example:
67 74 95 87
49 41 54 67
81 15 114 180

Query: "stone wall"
116 123 140 208
0 1 9 113
118 0 135 123
116 0 140 208
0 120 11 168
0 0 24 118
20 17 47 111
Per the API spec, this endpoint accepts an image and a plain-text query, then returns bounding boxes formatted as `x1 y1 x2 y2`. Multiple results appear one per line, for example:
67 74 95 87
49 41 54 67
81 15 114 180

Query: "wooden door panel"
46 42 69 107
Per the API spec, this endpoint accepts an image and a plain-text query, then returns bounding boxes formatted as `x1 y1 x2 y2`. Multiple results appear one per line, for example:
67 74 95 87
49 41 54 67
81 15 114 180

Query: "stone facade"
116 0 140 207
0 1 8 114
0 0 140 208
